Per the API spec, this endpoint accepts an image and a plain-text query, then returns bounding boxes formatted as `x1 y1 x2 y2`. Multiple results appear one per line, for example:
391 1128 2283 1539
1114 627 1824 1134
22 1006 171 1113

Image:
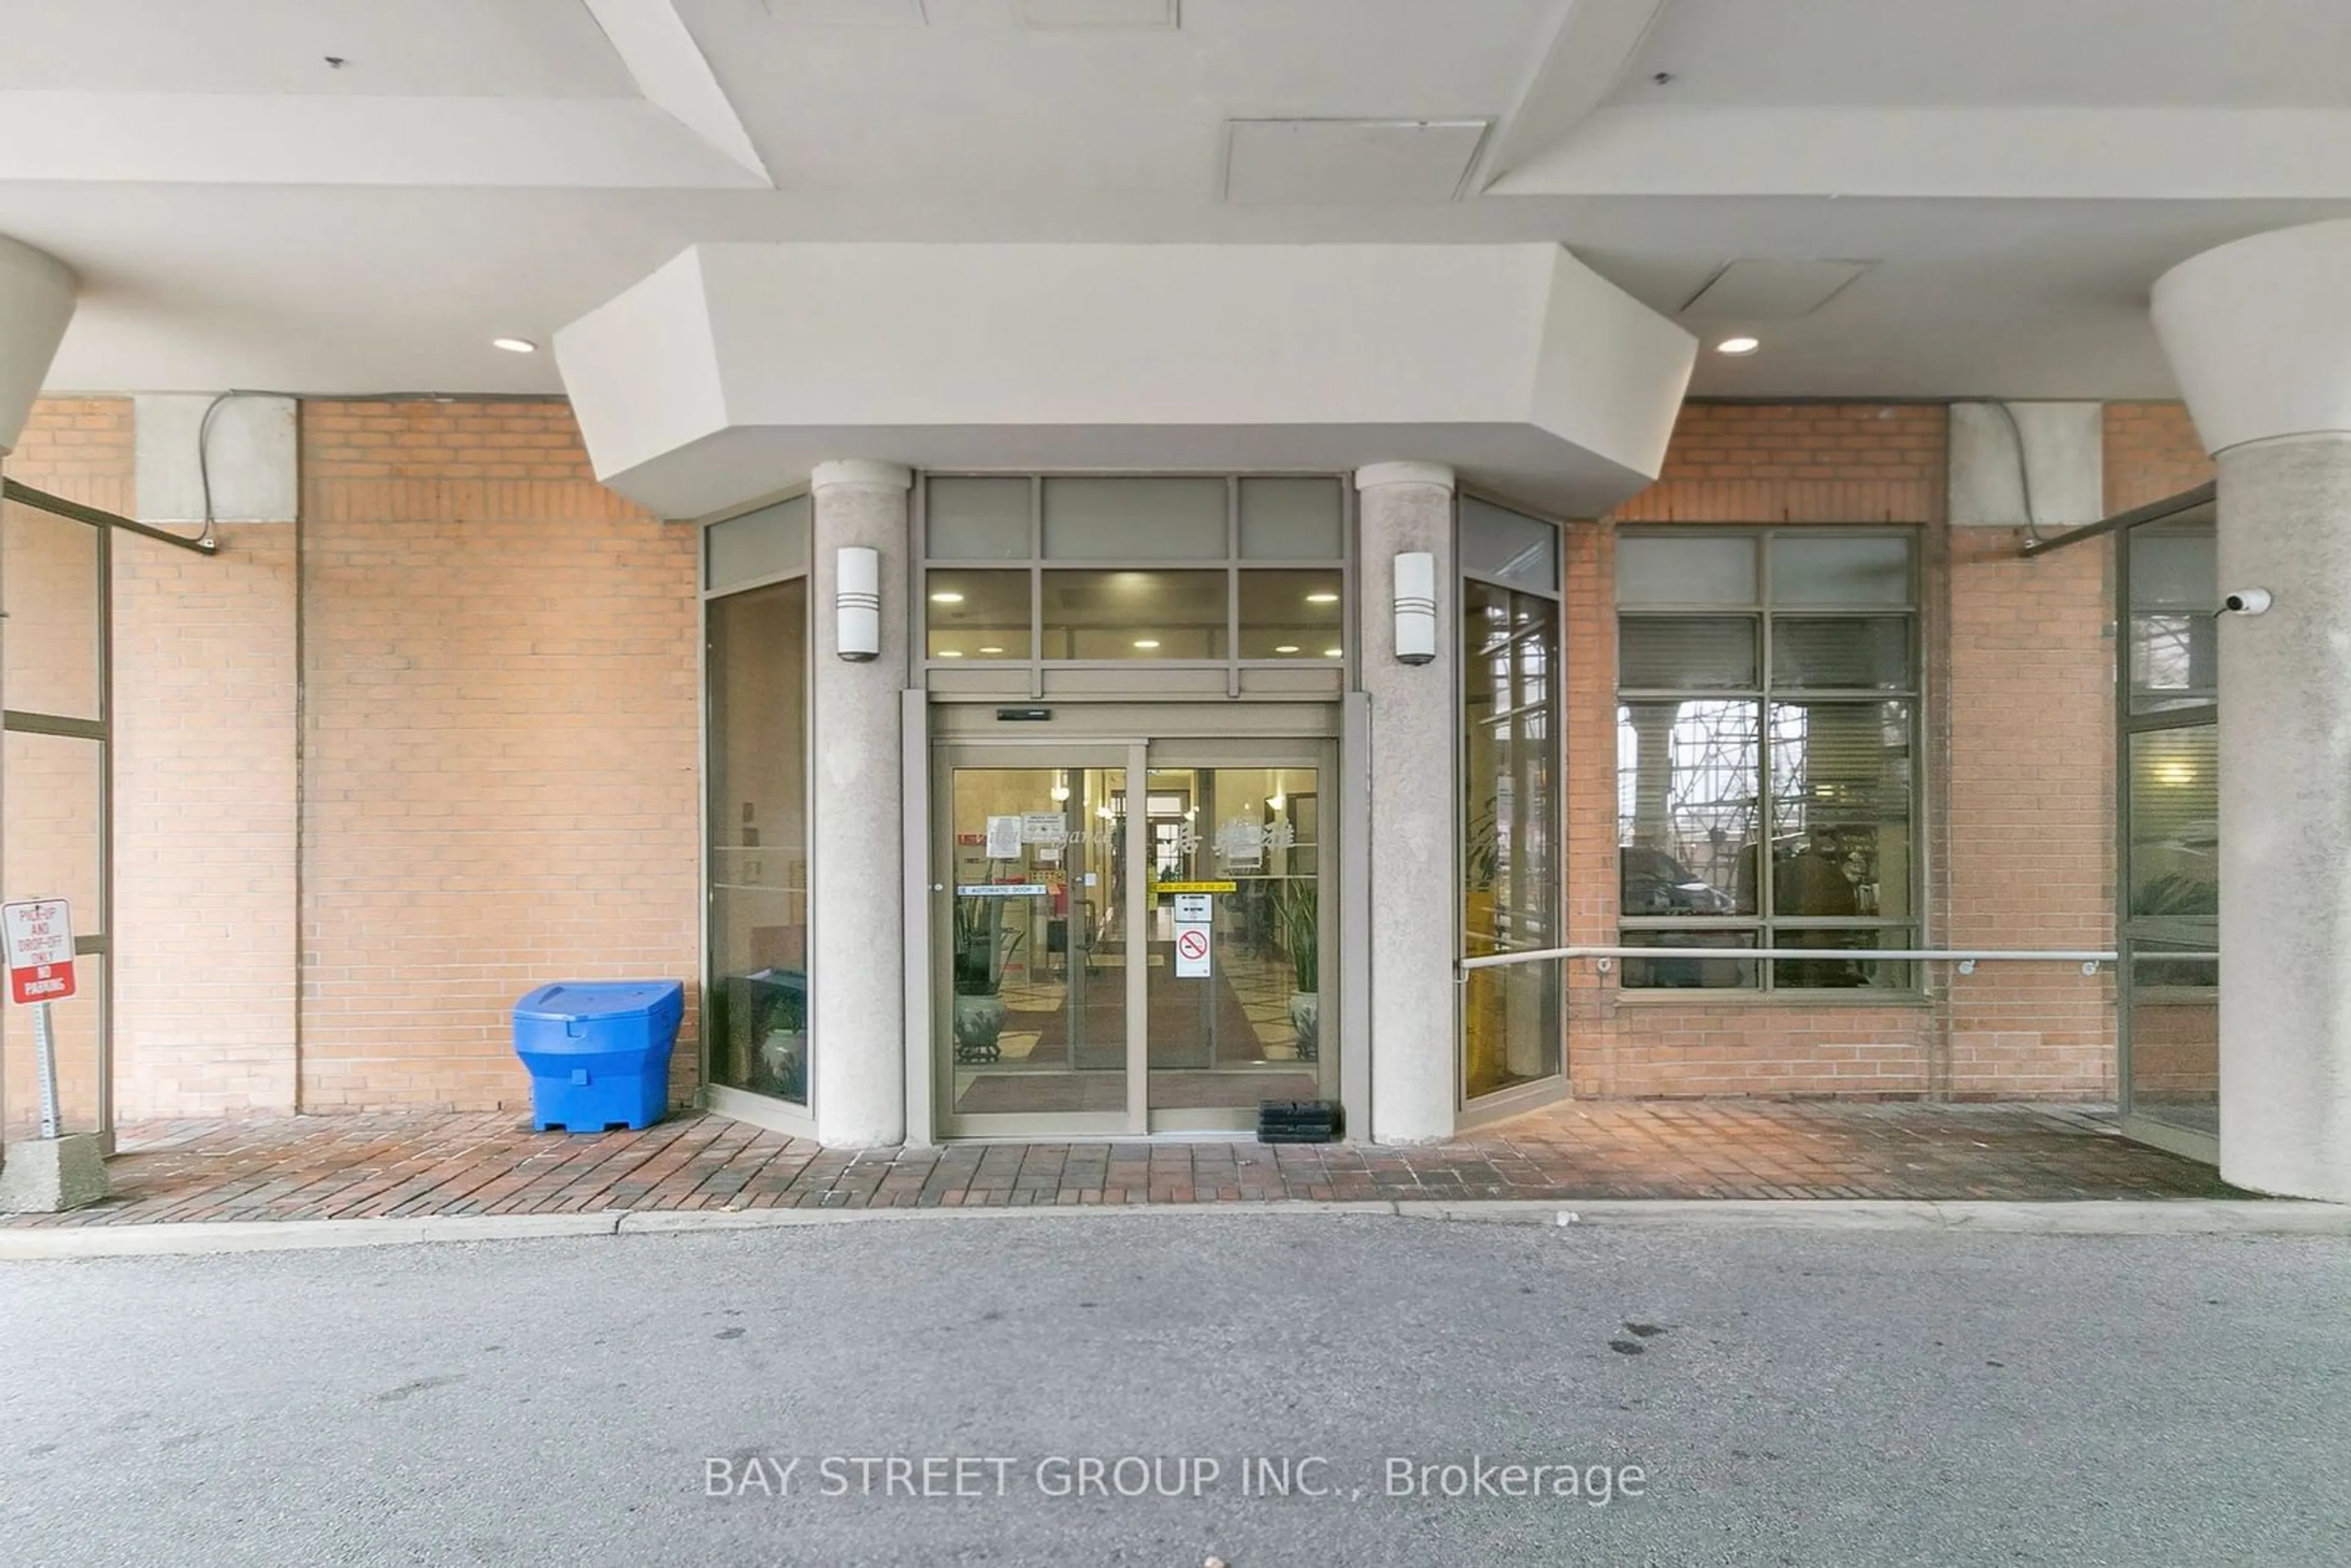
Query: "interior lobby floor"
0 1098 2247 1228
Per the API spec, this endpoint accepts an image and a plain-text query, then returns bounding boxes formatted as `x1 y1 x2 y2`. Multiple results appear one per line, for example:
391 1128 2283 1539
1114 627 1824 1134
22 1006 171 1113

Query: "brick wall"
298 401 700 1112
2102 403 2213 512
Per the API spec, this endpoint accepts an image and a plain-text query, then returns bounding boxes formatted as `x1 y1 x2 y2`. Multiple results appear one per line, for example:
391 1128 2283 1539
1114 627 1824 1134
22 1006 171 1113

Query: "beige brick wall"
296 400 701 1112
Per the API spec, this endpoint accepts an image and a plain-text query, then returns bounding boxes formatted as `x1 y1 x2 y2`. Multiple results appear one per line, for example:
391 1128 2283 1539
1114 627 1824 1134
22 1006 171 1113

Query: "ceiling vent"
1015 0 1179 28
1679 259 1877 320
1223 119 1491 206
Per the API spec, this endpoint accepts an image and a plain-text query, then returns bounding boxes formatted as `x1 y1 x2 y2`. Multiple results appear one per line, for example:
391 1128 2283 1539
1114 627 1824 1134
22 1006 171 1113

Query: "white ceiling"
1 0 2344 402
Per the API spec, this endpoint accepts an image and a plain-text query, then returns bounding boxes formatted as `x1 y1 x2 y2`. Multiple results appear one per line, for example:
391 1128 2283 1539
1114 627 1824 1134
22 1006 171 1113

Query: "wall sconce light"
1393 550 1437 665
836 546 880 661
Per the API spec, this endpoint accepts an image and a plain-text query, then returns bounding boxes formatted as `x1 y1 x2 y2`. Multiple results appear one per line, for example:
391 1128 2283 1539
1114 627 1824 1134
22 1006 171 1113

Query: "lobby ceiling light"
1305 591 1340 604
1715 336 1761 356
979 645 1005 655
937 648 964 658
1274 644 1300 654
930 590 964 604
1324 647 1344 659
1133 639 1161 650
491 337 537 353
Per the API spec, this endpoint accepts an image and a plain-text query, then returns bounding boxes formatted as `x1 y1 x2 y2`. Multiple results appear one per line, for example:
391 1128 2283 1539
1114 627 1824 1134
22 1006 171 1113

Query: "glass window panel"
705 580 808 1104
2127 727 2218 920
926 477 1032 560
2129 524 2216 609
926 569 1032 661
1617 700 1761 916
1618 930 1758 991
1768 700 1913 921
1772 617 1913 690
1460 497 1558 590
1768 929 1914 991
705 495 809 593
1041 477 1227 560
1769 535 1913 606
1619 616 1758 689
2 500 103 719
2126 942 2218 1136
1237 569 1344 659
1040 569 1227 659
1462 579 1561 1097
2128 612 2217 713
1238 477 1344 560
1616 535 1757 606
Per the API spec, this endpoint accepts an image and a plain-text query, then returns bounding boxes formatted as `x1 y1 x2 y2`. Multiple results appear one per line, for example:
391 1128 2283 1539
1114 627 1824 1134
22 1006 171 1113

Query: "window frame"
1613 525 1925 996
914 472 1354 695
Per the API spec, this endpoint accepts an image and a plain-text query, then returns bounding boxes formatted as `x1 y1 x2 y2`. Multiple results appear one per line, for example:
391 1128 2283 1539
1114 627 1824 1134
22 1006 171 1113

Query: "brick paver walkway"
0 1100 2242 1227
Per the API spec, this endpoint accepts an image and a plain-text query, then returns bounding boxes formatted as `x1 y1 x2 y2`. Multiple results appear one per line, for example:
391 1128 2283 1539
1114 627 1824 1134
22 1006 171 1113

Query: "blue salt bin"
514 980 684 1133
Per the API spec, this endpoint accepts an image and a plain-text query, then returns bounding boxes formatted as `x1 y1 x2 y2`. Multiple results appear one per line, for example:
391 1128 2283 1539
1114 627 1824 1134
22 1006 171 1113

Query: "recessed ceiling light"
1324 647 1344 658
1273 644 1300 655
1133 639 1161 650
492 337 537 354
1305 591 1340 604
930 591 965 604
1714 336 1761 356
937 648 964 658
978 645 1005 655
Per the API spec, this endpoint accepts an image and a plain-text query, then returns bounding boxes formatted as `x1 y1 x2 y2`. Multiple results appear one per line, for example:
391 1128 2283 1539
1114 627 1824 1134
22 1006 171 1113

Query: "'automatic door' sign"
2 899 77 1005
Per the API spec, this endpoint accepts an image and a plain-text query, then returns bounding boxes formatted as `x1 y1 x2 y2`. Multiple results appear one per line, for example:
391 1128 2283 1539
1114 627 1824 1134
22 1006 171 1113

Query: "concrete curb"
1 1197 2342 1259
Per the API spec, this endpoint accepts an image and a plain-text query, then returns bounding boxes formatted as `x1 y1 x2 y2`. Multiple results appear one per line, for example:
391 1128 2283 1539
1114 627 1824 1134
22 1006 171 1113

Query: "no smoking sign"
1174 923 1212 978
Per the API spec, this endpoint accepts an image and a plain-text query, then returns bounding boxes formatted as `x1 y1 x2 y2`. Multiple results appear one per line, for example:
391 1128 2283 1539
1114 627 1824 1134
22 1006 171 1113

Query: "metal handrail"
1458 944 2124 977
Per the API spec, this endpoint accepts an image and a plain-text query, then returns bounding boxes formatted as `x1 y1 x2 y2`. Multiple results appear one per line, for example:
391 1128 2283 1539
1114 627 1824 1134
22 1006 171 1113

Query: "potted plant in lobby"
951 896 1021 1062
1272 879 1319 1062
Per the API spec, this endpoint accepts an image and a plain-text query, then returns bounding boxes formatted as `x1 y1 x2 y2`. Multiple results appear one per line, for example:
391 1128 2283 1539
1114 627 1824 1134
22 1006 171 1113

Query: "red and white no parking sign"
2 899 77 1005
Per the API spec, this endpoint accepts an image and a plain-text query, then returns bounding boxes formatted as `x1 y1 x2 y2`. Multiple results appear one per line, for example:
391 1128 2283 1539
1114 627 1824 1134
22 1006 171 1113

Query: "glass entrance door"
933 739 1335 1137
1138 759 1329 1127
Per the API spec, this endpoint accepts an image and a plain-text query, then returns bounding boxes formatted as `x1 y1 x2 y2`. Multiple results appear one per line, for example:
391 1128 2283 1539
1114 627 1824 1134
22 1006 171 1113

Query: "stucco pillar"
2153 218 2351 1202
809 460 911 1147
0 235 74 457
1355 462 1458 1144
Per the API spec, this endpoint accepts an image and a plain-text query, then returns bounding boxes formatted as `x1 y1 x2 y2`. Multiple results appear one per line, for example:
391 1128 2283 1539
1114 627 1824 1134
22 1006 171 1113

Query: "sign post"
2 899 79 1139
0 898 106 1212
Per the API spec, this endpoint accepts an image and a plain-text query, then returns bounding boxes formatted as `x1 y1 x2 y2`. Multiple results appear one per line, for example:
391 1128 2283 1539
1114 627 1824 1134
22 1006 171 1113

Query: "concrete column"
2153 218 2351 1201
809 460 912 1147
1355 462 1458 1144
0 235 74 456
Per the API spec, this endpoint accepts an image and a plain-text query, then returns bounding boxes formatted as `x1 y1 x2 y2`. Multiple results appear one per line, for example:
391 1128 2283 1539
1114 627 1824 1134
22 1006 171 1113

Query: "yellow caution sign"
1156 880 1237 895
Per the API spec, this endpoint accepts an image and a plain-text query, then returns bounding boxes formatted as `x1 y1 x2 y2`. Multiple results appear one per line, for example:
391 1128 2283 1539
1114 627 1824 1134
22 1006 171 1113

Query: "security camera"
2222 588 2273 615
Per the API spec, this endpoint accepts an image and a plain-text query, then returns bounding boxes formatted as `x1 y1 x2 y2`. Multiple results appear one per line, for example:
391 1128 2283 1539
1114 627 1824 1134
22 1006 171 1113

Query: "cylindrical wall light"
836 545 880 661
1393 550 1437 666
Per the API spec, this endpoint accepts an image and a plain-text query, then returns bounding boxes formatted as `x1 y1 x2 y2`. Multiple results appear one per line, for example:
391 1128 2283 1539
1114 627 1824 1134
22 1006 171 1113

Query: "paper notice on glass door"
984 815 1023 859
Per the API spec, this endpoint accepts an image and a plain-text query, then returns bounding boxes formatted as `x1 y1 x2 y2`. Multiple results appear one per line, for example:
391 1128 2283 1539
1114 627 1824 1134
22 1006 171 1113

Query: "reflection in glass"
1460 497 1559 590
1616 535 1756 606
1463 580 1561 1098
1041 570 1228 659
2128 727 2218 920
1769 929 1911 992
1768 699 1913 923
705 579 809 1103
1619 930 1757 990
1237 569 1344 658
926 569 1032 660
1616 700 1760 916
2126 945 2218 1136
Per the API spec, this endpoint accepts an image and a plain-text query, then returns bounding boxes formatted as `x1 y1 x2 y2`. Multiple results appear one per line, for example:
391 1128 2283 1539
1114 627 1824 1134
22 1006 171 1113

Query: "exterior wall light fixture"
836 546 880 661
1393 550 1438 665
